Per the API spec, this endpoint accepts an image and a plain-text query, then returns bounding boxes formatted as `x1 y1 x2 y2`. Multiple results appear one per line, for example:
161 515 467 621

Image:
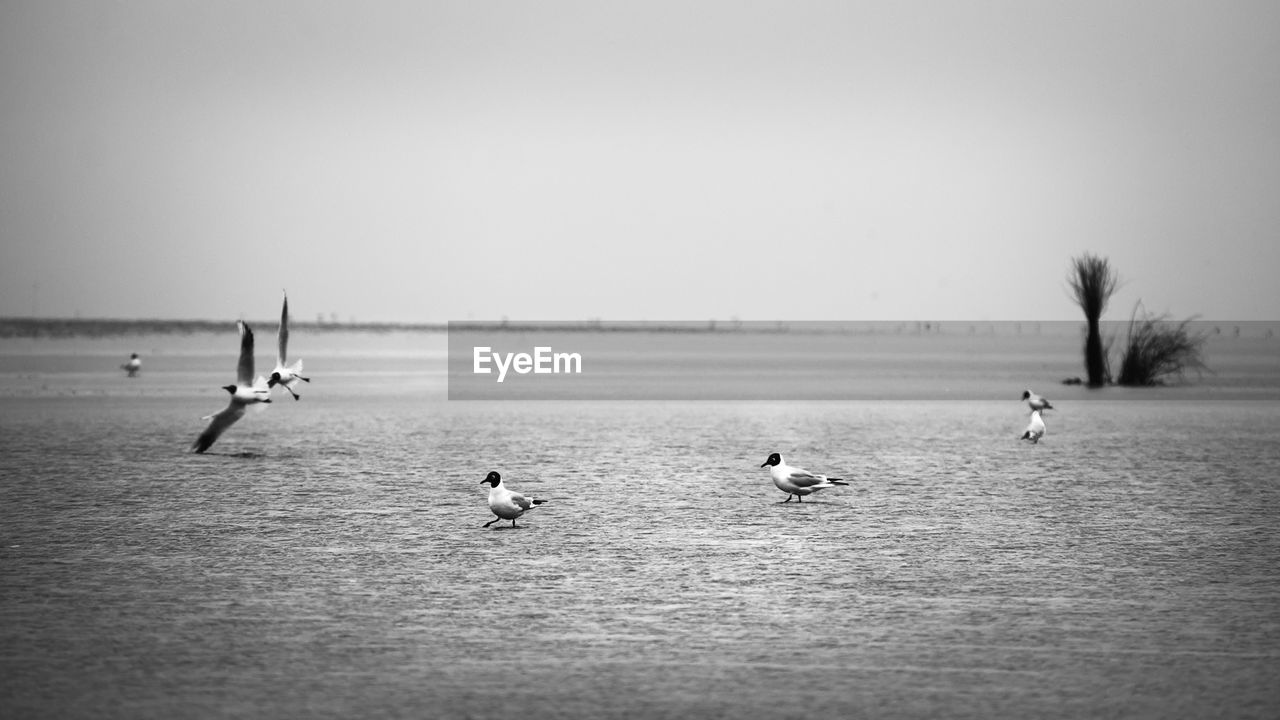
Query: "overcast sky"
2 1 1277 322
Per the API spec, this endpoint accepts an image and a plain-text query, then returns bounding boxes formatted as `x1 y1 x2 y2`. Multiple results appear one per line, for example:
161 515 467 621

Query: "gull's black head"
761 453 781 468
1021 390 1031 400
481 471 501 487
269 371 282 386
221 384 237 394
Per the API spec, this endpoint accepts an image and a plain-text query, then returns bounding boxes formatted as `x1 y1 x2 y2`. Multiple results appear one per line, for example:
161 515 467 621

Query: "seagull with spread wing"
192 321 271 453
268 292 310 400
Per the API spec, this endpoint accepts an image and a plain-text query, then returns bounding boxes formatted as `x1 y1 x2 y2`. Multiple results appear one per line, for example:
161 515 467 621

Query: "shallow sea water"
2 329 1279 718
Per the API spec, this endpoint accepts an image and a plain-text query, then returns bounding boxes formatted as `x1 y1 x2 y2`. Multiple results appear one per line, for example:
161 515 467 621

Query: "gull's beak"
760 461 768 468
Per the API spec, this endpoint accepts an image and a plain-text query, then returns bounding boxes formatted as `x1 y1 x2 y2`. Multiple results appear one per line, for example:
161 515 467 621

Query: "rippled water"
2 333 1279 718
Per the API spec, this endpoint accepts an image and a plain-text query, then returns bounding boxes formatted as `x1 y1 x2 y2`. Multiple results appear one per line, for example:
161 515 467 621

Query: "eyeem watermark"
473 346 583 383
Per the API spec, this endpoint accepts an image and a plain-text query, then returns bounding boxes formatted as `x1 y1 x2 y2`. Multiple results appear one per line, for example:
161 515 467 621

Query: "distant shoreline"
0 318 447 338
2 317 1278 340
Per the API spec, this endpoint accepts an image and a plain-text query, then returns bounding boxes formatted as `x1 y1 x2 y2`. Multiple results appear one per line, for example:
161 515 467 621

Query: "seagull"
760 453 849 503
192 321 272 453
121 353 141 377
1020 410 1046 444
1021 389 1053 412
480 471 546 528
268 292 310 400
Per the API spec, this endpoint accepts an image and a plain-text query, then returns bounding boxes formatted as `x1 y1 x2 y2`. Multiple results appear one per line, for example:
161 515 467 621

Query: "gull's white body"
193 321 271 453
481 472 545 527
761 453 849 503
1021 410 1046 444
269 292 310 400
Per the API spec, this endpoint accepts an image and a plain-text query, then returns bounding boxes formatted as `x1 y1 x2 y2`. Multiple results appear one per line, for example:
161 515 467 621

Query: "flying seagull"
1021 389 1053 412
760 453 850 503
192 321 271 453
480 471 546 528
268 292 311 400
1020 409 1046 444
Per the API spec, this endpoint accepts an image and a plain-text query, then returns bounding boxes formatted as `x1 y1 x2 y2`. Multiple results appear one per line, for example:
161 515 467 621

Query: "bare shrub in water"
1067 253 1120 387
1117 305 1209 386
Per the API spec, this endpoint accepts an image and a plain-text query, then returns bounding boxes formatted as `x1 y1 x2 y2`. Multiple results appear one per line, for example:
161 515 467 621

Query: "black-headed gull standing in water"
192 321 271 453
268 292 310 400
1020 410 1046 444
1021 389 1053 412
121 353 141 377
760 453 849 503
480 471 546 528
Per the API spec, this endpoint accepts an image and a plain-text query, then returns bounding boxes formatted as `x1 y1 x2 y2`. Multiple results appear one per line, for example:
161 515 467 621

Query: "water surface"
2 327 1278 718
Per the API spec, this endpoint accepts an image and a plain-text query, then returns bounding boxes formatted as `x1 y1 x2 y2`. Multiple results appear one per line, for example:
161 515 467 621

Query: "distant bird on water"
1020 409 1046 444
121 353 141 377
268 292 311 400
480 471 546 528
760 453 849 503
192 321 271 453
1022 389 1053 412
